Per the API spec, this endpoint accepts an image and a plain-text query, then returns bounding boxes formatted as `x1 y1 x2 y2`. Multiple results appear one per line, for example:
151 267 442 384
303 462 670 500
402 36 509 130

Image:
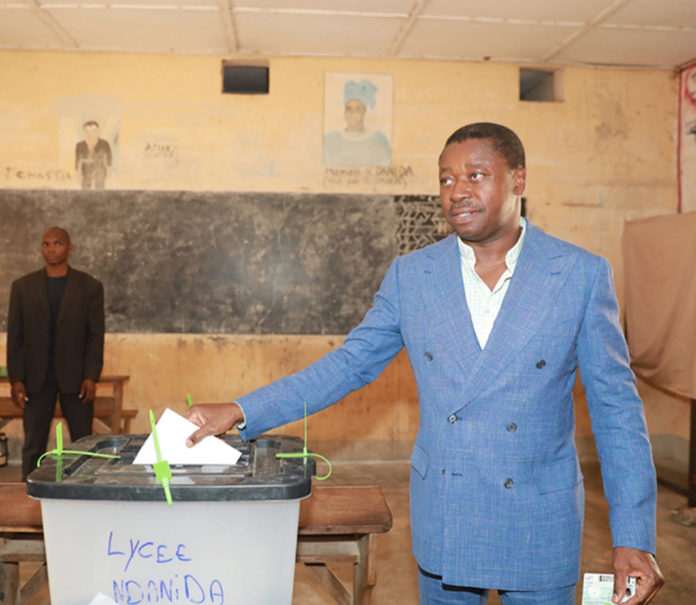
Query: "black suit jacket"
6 267 105 394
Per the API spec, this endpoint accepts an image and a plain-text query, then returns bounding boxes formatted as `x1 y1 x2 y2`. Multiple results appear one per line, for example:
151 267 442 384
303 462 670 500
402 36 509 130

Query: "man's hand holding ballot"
186 402 245 447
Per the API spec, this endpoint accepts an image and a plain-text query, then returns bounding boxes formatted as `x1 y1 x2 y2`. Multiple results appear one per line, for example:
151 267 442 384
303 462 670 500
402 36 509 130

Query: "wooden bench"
0 483 46 605
297 484 393 604
0 375 136 435
0 482 392 605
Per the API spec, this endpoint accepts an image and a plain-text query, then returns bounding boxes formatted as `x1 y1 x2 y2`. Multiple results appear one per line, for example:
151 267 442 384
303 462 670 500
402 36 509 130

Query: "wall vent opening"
222 61 269 94
519 68 562 102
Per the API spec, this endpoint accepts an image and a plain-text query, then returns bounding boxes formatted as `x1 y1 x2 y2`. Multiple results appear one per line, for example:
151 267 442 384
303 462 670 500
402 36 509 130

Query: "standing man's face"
41 229 73 268
438 138 525 246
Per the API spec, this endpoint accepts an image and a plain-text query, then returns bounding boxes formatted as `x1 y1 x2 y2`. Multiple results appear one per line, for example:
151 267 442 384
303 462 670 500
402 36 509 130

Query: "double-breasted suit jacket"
7 267 105 394
237 221 656 590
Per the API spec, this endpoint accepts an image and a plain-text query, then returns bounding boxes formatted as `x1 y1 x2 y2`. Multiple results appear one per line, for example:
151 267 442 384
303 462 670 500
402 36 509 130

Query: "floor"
2 458 695 604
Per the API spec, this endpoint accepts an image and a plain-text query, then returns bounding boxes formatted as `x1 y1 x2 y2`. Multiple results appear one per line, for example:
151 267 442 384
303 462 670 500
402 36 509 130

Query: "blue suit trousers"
418 568 576 604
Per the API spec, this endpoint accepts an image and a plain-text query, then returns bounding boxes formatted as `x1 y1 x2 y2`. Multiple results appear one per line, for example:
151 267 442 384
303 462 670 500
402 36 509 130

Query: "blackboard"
0 190 399 334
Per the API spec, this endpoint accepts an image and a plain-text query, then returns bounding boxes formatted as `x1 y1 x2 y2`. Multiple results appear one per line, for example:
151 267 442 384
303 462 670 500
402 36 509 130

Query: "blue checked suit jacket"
238 221 656 590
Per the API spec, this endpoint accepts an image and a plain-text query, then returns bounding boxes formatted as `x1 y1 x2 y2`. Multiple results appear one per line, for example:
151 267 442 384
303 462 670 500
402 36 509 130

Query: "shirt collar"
457 217 527 269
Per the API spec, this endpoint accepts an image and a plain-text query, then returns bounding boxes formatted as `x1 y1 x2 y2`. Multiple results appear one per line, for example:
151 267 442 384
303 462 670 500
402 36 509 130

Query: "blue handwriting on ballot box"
106 531 225 604
107 531 192 572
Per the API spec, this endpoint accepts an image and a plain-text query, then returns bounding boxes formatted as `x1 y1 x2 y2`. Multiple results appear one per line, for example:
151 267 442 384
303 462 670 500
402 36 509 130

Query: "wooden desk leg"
306 563 352 605
0 561 20 605
19 563 48 604
688 399 696 508
353 534 378 605
112 382 124 434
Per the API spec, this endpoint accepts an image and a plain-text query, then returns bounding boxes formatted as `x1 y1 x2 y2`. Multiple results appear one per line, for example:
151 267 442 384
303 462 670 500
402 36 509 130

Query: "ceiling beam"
28 0 79 49
218 0 239 53
541 0 632 63
388 0 429 57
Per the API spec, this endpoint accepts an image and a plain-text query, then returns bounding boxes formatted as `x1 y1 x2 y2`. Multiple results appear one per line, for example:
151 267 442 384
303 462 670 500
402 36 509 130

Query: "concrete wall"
0 51 688 466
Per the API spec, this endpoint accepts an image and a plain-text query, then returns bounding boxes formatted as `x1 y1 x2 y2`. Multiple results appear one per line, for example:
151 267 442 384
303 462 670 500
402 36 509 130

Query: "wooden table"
0 482 46 605
297 484 393 604
0 482 392 605
0 375 135 435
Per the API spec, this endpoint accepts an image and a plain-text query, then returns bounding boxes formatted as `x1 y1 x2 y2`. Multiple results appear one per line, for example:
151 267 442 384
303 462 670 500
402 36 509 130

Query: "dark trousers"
22 369 93 480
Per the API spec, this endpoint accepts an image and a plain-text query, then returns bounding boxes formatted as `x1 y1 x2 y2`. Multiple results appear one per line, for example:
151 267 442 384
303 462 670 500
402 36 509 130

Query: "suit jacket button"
424 351 433 361
506 422 517 432
504 478 514 489
448 414 457 424
536 359 546 369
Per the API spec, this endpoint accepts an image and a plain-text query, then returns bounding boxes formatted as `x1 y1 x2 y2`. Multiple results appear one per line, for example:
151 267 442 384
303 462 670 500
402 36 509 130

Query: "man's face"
439 138 525 245
41 229 73 267
84 124 99 145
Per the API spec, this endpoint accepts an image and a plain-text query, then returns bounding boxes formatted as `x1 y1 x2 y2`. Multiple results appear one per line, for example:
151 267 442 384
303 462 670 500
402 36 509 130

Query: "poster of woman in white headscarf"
680 64 696 213
323 73 393 167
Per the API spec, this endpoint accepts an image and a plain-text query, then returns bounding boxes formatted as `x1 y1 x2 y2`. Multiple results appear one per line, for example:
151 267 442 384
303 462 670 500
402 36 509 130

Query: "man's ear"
513 168 526 196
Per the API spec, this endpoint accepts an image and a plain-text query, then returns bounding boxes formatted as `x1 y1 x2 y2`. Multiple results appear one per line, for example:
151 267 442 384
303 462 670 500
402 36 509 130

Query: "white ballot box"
27 433 312 605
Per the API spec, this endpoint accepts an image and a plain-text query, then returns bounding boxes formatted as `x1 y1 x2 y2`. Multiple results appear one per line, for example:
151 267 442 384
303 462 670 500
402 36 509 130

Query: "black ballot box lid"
26 433 313 502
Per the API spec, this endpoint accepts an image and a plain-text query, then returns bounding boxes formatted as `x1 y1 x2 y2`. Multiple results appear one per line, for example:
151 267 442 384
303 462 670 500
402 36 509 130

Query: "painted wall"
0 51 687 467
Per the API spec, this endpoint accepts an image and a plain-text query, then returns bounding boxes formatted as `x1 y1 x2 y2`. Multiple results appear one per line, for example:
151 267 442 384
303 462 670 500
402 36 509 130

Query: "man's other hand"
11 380 28 408
612 546 664 604
79 378 97 404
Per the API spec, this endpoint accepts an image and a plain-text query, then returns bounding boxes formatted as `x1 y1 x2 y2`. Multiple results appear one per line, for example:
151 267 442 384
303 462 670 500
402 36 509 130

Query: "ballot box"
26 433 312 605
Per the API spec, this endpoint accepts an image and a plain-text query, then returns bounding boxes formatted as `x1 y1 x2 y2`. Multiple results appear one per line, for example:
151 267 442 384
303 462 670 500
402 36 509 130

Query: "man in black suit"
6 227 105 480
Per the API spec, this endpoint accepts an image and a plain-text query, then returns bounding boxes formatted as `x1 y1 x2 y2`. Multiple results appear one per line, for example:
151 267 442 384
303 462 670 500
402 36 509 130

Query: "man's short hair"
45 226 71 245
444 122 525 170
83 120 99 129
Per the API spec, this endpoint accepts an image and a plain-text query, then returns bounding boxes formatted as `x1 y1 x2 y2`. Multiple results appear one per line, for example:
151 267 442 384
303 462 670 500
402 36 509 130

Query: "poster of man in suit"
59 116 119 189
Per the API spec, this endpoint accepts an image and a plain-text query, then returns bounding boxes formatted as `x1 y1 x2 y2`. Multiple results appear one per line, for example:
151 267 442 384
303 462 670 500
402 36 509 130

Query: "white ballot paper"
133 407 241 465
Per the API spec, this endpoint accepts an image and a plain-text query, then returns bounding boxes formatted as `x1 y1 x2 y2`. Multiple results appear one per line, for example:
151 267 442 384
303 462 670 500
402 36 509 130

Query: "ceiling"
0 0 695 70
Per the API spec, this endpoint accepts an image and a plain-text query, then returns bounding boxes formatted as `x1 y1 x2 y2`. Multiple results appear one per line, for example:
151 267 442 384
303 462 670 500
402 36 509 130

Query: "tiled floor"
2 458 695 604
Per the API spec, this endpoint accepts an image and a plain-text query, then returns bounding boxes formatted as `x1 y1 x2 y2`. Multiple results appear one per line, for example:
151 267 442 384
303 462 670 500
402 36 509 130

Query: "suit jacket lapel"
34 269 50 322
56 268 75 325
422 235 481 374
450 223 573 413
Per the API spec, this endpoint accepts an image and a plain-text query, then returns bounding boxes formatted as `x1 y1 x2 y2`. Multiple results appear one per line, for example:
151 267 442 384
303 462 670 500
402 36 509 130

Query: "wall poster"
59 116 120 190
323 73 393 167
